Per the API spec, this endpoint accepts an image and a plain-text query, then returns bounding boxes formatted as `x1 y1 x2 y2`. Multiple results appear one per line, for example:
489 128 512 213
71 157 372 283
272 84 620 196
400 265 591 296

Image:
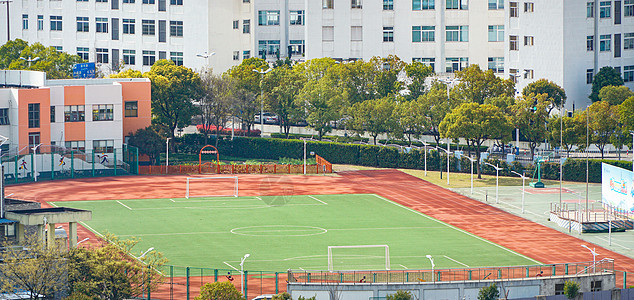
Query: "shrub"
272 292 291 300
194 281 242 300
564 281 580 299
387 290 413 300
477 283 499 300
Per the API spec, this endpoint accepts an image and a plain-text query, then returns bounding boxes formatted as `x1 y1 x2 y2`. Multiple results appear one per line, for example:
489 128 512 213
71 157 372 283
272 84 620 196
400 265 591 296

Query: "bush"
272 292 291 300
194 281 242 300
387 290 412 300
477 283 499 300
564 280 580 299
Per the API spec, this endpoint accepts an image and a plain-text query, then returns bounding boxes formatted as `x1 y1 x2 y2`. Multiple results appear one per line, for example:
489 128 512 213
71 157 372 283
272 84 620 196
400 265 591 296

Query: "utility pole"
0 0 12 42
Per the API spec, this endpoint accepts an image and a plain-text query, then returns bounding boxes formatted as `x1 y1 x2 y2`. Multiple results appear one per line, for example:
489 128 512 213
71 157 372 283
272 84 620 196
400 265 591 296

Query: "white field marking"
131 203 322 210
443 255 470 267
496 201 543 218
118 231 231 237
172 197 259 203
299 267 305 271
256 196 263 201
399 264 408 269
284 255 327 261
49 202 59 207
78 221 104 237
116 200 132 210
373 195 541 264
327 226 445 231
596 237 632 250
223 262 239 271
170 199 175 202
308 195 328 205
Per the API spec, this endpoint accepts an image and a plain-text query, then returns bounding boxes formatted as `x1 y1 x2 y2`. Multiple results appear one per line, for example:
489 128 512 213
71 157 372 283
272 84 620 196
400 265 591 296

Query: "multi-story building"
255 0 306 62
506 0 634 110
305 0 506 75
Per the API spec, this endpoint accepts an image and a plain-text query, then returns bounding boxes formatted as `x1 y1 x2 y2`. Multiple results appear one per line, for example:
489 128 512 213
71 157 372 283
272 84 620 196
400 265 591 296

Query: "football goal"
185 176 239 199
327 245 390 271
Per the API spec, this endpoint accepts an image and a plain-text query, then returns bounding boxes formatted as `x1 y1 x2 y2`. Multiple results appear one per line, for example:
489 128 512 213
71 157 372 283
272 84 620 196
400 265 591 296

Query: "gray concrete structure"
6 207 92 248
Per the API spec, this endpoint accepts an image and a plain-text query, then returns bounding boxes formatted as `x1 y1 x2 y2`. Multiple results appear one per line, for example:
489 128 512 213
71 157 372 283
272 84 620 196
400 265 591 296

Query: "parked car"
254 112 279 125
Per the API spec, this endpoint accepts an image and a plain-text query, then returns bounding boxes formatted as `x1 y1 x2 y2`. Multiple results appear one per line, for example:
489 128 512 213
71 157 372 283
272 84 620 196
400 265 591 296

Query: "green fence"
1 144 139 184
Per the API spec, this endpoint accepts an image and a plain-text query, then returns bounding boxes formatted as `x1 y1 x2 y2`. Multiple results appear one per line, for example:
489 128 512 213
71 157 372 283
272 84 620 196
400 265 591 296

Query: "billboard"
601 163 634 215
73 62 96 79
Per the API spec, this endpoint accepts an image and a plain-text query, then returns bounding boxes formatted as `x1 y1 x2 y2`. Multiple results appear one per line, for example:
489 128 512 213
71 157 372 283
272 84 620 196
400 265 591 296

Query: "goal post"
327 245 390 271
185 176 239 199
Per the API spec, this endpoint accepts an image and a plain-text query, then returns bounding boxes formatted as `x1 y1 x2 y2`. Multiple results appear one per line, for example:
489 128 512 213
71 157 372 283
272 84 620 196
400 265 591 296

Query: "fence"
1 144 139 184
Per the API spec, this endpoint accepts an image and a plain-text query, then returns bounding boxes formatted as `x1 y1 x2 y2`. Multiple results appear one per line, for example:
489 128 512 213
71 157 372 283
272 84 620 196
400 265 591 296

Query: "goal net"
185 176 238 199
327 245 390 271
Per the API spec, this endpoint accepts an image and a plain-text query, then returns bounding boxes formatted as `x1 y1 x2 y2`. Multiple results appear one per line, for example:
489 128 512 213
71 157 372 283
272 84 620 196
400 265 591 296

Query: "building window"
624 65 634 82
123 0 135 3
510 2 518 17
258 11 280 26
50 16 62 31
587 35 594 51
123 49 136 65
28 103 40 128
77 47 89 60
233 20 239 29
524 36 534 46
96 0 108 2
412 26 435 42
488 57 504 73
488 0 503 9
587 69 594 83
50 106 55 123
351 0 362 9
323 26 334 41
92 104 114 121
626 0 634 16
446 0 468 10
591 281 602 292
624 32 634 49
524 2 534 12
258 40 281 58
243 19 250 33
170 21 183 37
290 10 304 25
413 0 435 10
77 17 89 32
142 20 156 35
509 35 518 50
446 57 468 73
143 50 156 66
170 0 182 4
22 14 28 30
143 0 155 4
29 133 40 153
555 284 565 295
53 46 62 52
384 0 393 10
96 17 108 33
96 48 109 63
65 141 85 151
488 25 504 42
243 50 250 59
37 15 43 30
413 57 435 70
600 1 611 18
93 140 114 153
351 26 362 41
65 105 85 122
125 101 138 117
0 108 9 125
600 34 611 51
587 2 595 17
383 27 394 42
524 69 534 79
170 52 183 66
123 19 135 34
233 51 240 60
446 26 468 42
323 0 333 9
289 40 305 56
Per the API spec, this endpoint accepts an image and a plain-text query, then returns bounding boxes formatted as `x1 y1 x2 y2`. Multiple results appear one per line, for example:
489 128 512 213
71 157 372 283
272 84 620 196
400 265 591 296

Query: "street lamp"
464 156 476 195
426 255 435 282
630 131 634 173
303 139 307 175
166 138 171 174
253 68 272 133
139 247 155 259
196 51 215 71
420 140 430 176
581 244 598 272
240 254 250 298
19 56 40 68
484 162 502 204
31 143 42 181
0 135 8 219
511 171 529 214
436 146 451 185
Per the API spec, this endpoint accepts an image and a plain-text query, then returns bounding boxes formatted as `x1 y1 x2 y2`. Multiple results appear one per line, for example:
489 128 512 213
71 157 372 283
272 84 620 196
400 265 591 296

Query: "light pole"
240 253 250 298
630 131 634 173
0 134 8 219
581 244 598 272
464 156 476 195
511 171 529 214
139 247 155 259
426 255 435 282
436 146 451 185
166 138 171 173
303 138 307 175
253 68 272 134
586 107 590 223
484 162 502 204
31 143 42 181
196 51 215 71
19 56 40 68
420 140 430 176
0 0 12 42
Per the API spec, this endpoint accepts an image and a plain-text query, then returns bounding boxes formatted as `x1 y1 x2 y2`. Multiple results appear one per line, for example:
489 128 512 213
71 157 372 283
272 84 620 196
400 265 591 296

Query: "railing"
315 154 332 173
139 164 332 175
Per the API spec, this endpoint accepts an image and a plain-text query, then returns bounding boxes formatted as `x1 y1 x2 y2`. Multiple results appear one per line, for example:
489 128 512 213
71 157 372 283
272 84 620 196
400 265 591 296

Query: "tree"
419 83 463 145
586 101 618 159
226 58 269 133
127 126 164 165
394 97 428 145
109 68 143 79
522 79 566 113
477 283 500 300
387 290 413 300
194 281 242 300
370 55 406 98
0 39 28 69
617 96 634 142
563 281 580 299
404 61 434 100
262 66 306 138
547 114 585 156
1 41 85 79
0 234 68 300
598 85 634 106
511 94 550 158
67 233 167 300
271 292 291 300
440 103 511 179
349 97 398 144
590 66 624 102
453 65 515 104
297 77 341 139
199 71 235 147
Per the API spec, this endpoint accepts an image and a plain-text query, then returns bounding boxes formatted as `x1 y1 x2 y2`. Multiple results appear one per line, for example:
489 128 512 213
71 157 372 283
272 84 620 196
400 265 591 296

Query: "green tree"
297 77 341 139
3 41 84 79
194 281 242 300
387 290 413 300
226 58 269 133
617 96 634 139
453 65 515 104
586 101 618 159
394 97 428 145
522 79 567 113
329 59 377 107
511 94 550 158
109 68 143 78
563 281 580 299
547 114 585 156
262 66 306 138
199 71 235 147
598 85 634 106
127 126 164 165
404 61 434 100
590 66 624 102
350 97 398 144
0 39 28 69
440 103 511 179
419 83 462 145
477 283 500 300
370 55 406 97
271 292 291 300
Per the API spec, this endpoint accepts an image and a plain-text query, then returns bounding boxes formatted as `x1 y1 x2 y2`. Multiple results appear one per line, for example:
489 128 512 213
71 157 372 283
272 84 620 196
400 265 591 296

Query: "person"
98 153 109 164
59 157 66 167
359 276 366 283
19 159 27 170
536 271 543 277
226 272 234 281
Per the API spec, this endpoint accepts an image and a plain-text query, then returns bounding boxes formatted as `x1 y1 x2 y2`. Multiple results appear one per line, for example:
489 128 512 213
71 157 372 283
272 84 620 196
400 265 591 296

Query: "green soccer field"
50 194 539 272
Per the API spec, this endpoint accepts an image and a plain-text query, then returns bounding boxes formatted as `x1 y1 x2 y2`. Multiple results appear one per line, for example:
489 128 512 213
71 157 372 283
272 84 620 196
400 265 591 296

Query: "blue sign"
73 62 96 79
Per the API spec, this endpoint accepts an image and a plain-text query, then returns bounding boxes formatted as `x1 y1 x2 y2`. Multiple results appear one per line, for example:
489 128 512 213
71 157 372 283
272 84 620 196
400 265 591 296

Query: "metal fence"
1 144 139 184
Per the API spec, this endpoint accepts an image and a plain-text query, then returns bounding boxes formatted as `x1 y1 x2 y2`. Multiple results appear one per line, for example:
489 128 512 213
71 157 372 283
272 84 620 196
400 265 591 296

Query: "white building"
506 0 634 110
255 0 306 62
